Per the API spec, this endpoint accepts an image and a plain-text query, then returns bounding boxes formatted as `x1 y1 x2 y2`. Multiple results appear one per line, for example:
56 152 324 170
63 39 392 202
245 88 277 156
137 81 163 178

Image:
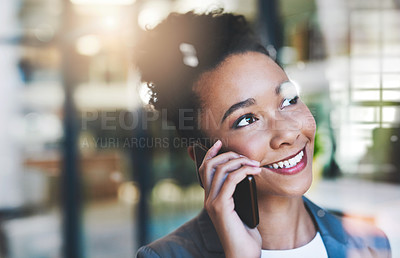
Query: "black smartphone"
193 142 259 228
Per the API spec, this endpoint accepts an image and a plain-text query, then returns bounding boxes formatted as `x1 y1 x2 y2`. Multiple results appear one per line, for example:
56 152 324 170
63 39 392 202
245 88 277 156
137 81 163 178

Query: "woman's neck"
256 195 317 250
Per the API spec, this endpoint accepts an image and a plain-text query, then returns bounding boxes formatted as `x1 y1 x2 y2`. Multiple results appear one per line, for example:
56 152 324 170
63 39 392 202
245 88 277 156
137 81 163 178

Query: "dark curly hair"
134 10 269 143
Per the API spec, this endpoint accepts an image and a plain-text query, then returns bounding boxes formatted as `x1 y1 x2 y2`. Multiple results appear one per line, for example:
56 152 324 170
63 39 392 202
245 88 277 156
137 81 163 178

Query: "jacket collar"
197 196 349 255
302 196 348 257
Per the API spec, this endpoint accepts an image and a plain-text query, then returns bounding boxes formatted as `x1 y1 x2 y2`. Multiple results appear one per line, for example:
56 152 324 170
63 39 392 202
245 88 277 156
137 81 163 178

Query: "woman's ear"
187 146 195 161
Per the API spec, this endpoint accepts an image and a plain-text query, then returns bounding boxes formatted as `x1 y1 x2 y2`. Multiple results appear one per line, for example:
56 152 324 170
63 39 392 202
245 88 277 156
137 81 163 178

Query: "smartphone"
193 142 259 228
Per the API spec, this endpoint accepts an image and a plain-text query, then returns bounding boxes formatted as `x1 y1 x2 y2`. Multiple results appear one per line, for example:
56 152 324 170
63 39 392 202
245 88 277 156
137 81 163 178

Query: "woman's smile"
262 145 307 175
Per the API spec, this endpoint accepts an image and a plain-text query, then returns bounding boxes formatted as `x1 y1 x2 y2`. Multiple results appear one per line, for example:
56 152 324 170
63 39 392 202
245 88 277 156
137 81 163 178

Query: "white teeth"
267 150 304 169
284 160 290 167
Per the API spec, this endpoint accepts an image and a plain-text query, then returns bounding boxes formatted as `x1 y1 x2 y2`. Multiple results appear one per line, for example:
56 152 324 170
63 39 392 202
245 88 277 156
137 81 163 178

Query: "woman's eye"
281 96 299 109
233 114 258 128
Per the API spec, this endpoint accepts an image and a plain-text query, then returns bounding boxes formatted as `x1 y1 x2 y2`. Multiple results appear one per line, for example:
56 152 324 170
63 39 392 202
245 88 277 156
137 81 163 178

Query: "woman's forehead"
194 52 288 111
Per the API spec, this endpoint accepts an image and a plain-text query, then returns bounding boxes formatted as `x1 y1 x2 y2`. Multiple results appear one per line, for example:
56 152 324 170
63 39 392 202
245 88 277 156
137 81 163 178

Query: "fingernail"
213 140 221 147
251 160 260 165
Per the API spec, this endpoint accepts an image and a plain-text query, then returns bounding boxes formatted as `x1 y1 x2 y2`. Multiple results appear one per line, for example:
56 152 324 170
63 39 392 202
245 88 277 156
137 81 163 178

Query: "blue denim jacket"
136 196 391 257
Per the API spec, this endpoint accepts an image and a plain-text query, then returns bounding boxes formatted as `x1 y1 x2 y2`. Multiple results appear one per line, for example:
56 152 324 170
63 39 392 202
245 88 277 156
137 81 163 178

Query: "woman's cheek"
302 110 316 137
290 104 316 137
225 133 266 160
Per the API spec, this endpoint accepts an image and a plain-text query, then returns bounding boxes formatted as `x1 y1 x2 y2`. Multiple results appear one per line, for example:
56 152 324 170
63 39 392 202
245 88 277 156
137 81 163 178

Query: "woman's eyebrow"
220 98 256 124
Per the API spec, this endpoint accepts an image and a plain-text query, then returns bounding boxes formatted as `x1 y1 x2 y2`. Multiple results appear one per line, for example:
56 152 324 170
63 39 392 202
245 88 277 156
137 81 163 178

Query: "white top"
261 232 328 258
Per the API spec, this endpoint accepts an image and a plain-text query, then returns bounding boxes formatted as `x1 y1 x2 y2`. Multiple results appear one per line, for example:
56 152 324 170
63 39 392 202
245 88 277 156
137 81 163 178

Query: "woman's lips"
262 147 307 175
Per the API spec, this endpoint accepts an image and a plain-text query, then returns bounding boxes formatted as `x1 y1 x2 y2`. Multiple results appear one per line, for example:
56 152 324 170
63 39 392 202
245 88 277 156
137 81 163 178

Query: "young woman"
134 10 391 258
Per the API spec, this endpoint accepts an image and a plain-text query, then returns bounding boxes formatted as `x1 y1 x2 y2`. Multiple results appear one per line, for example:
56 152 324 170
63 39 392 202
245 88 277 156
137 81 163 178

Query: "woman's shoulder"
135 209 224 258
303 196 391 257
135 214 202 258
340 215 391 256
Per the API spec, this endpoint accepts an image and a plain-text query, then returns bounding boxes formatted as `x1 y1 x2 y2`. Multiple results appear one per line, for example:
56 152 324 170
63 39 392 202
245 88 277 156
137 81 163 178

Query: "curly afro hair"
134 10 269 143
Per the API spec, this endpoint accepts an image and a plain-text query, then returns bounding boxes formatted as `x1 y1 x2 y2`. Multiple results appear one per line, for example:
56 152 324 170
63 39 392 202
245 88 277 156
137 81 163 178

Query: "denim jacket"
136 196 391 258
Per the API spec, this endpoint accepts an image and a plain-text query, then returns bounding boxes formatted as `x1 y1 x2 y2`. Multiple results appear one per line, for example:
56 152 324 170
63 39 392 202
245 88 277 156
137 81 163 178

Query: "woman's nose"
269 112 301 149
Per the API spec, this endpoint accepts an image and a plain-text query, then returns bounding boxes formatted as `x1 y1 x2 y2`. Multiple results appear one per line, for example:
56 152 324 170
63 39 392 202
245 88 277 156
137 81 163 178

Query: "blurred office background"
1 0 400 257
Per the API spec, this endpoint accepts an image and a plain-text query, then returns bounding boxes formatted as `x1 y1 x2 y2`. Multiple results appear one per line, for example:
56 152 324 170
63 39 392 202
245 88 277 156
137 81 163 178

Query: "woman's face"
194 52 316 198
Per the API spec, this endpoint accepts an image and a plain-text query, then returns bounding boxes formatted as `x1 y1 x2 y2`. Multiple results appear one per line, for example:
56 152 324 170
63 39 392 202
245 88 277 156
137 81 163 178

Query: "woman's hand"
199 140 262 258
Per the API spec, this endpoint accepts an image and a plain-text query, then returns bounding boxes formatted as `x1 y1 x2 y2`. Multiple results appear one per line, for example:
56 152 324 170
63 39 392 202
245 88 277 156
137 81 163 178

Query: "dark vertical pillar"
258 0 284 57
61 1 83 257
132 108 152 247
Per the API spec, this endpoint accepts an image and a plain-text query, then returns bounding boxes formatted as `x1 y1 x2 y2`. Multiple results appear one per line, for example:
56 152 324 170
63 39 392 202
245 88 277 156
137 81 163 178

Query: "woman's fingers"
203 140 223 161
216 166 261 201
199 140 261 197
205 165 261 216
207 157 259 199
200 140 240 192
